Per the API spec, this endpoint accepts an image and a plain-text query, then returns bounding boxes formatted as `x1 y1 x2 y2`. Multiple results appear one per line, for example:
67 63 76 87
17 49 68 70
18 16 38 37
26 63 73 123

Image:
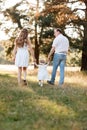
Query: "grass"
0 69 87 130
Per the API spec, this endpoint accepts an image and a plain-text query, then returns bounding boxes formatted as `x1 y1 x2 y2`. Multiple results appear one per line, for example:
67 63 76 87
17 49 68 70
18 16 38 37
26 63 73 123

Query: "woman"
14 28 35 86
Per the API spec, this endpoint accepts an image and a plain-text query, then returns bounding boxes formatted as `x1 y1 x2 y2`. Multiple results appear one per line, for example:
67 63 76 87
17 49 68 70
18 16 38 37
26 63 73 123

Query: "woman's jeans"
50 53 66 85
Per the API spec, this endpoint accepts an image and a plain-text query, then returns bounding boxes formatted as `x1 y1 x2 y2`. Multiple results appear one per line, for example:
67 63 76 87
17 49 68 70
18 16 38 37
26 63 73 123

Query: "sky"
0 0 37 40
3 0 36 9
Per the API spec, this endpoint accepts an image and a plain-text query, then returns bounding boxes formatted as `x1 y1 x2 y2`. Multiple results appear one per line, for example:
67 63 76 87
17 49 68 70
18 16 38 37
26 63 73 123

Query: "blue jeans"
50 53 66 85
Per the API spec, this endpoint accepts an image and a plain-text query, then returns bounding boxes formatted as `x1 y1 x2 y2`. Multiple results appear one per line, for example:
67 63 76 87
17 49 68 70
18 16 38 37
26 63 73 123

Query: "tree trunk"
34 20 39 64
34 0 40 64
81 3 87 71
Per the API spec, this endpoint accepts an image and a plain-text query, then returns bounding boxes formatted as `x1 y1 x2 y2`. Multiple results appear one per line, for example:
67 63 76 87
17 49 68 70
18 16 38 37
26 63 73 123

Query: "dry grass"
0 69 87 130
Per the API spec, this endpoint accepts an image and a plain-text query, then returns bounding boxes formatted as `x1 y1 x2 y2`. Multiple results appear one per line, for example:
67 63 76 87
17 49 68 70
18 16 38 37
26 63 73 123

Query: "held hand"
13 57 15 62
33 58 36 62
48 55 51 61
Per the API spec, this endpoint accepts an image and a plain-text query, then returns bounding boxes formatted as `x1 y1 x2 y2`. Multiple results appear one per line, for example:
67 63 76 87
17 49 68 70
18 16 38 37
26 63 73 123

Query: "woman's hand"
33 58 36 62
13 57 15 62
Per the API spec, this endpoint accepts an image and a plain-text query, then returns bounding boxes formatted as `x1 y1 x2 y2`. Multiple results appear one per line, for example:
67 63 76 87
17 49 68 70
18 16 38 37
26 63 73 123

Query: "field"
0 68 87 130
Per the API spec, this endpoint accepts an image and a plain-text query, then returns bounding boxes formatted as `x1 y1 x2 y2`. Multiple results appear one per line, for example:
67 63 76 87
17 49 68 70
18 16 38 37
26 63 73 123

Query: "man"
47 28 69 87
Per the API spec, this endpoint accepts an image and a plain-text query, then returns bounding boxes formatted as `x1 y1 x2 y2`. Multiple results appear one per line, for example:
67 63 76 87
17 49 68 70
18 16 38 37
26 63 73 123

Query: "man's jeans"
50 53 66 85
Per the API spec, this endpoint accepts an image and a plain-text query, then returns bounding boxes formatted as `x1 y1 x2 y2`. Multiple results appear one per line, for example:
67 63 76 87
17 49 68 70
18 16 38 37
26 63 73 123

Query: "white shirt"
52 34 69 54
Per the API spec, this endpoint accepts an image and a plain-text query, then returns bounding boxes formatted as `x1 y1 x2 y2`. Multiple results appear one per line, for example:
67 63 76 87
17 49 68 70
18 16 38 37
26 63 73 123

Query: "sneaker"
39 82 43 87
40 83 43 87
23 80 27 86
47 81 54 85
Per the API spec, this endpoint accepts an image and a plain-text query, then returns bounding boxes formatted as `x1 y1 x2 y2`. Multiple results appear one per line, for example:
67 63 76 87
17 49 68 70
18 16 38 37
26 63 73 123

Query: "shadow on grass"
28 78 87 130
0 73 87 130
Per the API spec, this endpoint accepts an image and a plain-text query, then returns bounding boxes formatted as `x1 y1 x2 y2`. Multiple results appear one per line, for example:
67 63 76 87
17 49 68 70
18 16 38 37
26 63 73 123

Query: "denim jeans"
50 53 66 85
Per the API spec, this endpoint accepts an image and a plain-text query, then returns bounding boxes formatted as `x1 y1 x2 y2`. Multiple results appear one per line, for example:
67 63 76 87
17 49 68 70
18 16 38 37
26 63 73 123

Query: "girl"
35 59 49 87
14 28 35 86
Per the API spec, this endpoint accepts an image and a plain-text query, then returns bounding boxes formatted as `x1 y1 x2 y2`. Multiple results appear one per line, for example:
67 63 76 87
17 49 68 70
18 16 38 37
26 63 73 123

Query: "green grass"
0 70 87 130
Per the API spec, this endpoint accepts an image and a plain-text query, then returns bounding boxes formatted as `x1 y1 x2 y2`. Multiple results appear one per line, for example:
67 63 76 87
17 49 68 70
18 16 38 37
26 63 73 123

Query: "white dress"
38 64 49 80
15 43 29 67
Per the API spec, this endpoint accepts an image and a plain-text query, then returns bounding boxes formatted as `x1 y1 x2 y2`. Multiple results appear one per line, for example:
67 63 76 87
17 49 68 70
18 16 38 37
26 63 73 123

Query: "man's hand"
48 55 51 61
48 47 55 61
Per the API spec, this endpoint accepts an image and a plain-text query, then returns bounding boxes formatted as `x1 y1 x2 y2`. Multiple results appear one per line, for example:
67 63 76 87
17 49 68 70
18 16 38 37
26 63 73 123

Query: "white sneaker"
40 83 43 87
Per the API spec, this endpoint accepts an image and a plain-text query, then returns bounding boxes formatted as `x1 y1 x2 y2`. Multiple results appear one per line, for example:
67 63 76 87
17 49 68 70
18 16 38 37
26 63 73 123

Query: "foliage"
67 49 82 66
0 0 87 68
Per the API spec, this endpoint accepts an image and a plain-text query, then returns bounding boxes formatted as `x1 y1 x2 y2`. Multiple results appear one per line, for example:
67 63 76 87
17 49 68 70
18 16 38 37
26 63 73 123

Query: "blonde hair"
16 28 28 47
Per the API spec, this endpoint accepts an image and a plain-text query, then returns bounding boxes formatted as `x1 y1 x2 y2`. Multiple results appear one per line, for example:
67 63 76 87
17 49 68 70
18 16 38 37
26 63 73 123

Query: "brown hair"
56 28 62 33
16 28 28 47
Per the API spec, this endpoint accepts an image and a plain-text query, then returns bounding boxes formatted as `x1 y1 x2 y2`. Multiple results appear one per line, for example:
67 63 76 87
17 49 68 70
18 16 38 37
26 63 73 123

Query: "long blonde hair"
16 28 28 47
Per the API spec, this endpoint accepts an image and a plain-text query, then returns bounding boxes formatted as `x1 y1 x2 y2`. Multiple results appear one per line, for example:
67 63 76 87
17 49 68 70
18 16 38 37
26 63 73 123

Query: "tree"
81 0 87 70
34 0 40 64
66 0 87 70
42 0 87 71
39 0 77 57
0 0 87 70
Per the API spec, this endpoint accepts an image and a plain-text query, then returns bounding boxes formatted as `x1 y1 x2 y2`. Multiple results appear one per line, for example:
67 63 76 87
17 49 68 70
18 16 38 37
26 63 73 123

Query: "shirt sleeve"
52 37 58 47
